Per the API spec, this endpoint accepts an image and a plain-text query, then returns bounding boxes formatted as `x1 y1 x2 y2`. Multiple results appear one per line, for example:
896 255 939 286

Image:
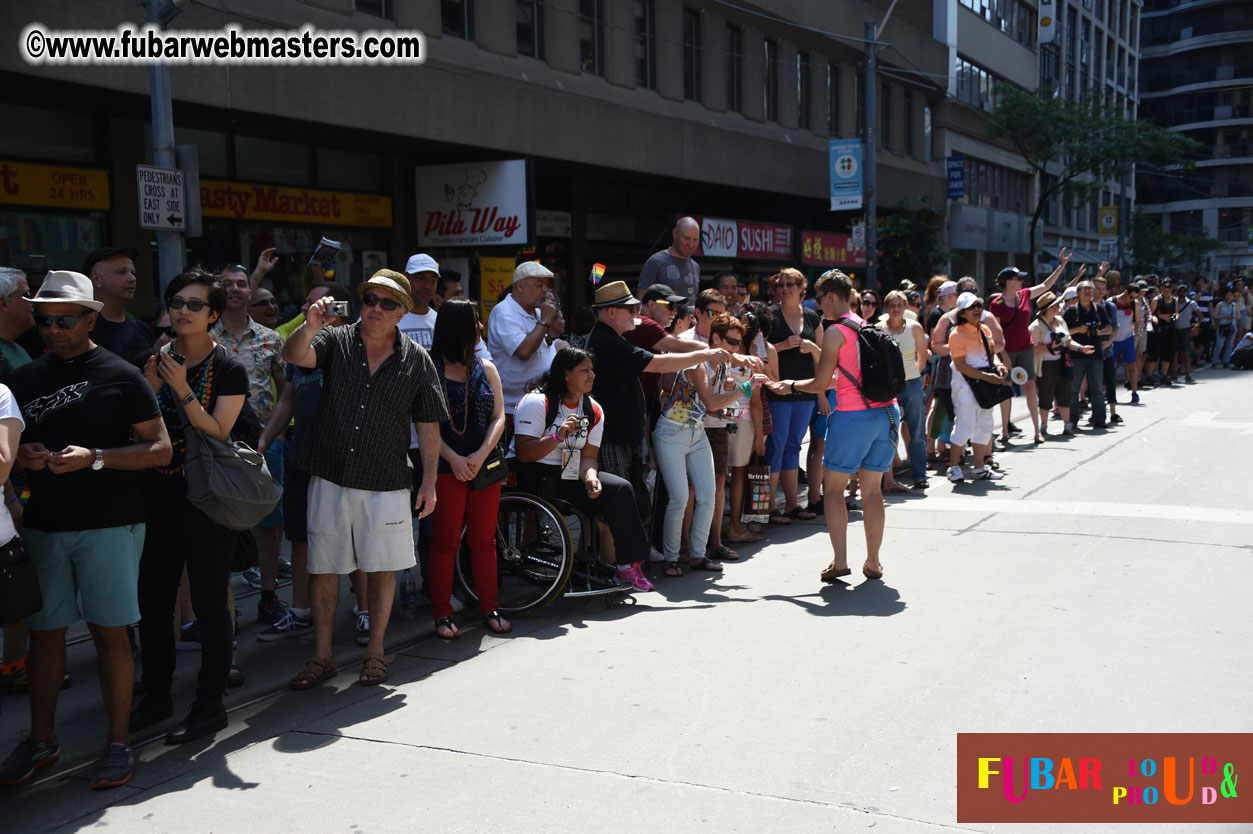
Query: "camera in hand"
327 301 350 318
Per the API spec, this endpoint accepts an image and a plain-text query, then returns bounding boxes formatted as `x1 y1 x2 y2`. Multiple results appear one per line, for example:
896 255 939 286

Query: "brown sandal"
359 654 388 686
289 656 337 690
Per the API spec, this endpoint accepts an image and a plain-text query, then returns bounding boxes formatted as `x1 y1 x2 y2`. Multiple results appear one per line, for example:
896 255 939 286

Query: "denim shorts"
809 390 838 439
24 524 145 630
822 404 901 474
1112 336 1137 364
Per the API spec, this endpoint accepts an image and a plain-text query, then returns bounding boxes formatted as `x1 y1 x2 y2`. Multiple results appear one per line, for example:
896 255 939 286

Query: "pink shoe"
616 563 654 592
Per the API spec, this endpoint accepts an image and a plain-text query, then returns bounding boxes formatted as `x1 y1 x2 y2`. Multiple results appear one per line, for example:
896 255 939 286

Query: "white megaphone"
1010 366 1029 386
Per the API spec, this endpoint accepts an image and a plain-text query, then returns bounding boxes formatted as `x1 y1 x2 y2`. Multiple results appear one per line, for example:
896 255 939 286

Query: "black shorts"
283 464 312 543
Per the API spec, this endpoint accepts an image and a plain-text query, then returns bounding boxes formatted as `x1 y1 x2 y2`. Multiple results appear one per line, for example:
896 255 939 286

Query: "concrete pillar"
778 40 798 129
701 9 726 112
839 61 858 138
810 53 829 135
604 0 634 89
741 26 765 122
394 0 439 34
475 0 516 57
545 0 580 74
655 0 683 102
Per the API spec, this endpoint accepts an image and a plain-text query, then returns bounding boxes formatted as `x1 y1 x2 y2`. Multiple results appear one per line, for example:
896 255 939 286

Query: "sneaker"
0 735 60 786
971 466 1005 480
175 621 202 651
615 563 655 592
947 465 964 483
1007 422 1023 436
1110 413 1123 424
240 566 262 589
276 554 293 579
257 609 313 642
257 595 289 626
449 595 466 614
355 610 371 646
1131 392 1140 404
648 548 667 563
1063 423 1076 435
1185 375 1195 384
89 743 134 790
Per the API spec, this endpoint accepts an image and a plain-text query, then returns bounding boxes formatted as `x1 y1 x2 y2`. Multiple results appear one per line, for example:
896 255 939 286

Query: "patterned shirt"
297 322 449 492
213 317 284 427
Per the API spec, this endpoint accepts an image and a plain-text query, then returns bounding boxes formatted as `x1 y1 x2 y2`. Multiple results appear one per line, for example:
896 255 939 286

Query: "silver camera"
327 301 350 318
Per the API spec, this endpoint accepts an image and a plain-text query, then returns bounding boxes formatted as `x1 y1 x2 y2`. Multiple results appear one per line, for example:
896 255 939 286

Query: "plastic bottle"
398 569 418 621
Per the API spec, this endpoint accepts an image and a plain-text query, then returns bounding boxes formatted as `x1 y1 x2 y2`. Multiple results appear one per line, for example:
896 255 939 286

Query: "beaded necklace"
156 349 215 475
436 357 473 436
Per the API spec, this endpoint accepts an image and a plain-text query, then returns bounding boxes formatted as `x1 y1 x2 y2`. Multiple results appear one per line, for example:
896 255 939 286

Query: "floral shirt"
212 317 284 428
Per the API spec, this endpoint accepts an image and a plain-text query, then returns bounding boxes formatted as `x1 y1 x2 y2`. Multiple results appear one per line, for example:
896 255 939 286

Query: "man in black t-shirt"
84 247 154 365
0 271 170 790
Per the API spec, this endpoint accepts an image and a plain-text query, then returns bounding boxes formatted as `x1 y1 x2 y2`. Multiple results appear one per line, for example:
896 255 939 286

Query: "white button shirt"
486 292 555 413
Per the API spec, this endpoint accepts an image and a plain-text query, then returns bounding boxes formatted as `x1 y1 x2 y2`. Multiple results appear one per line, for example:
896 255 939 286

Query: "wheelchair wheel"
455 491 574 616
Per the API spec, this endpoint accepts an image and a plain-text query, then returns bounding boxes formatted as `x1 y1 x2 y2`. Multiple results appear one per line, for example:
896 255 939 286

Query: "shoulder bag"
0 536 41 628
177 398 283 530
964 328 1013 409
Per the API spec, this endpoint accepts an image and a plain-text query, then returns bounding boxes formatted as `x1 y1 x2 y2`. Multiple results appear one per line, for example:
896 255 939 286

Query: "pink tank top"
833 313 896 412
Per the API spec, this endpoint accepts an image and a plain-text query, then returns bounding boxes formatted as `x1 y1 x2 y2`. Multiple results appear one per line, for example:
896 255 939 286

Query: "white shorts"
307 476 416 575
950 376 995 447
727 419 756 467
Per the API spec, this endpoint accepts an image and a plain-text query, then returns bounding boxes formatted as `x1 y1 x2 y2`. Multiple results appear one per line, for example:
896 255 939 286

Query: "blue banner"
829 139 863 211
947 155 965 199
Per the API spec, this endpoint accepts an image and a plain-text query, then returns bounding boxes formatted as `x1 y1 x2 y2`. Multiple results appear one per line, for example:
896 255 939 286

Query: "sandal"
913 479 929 490
227 663 245 688
289 656 337 691
884 483 912 494
358 654 388 687
483 611 512 635
708 545 739 561
768 510 792 525
434 616 460 640
785 506 817 521
863 563 884 580
664 563 684 577
746 521 764 533
821 562 852 583
724 530 762 544
687 557 724 572
845 496 859 511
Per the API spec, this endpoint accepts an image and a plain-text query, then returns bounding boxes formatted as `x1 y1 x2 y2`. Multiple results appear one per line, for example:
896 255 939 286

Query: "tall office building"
1138 0 1252 277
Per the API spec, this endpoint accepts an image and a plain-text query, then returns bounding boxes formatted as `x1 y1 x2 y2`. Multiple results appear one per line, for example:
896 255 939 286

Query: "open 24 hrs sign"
136 164 186 231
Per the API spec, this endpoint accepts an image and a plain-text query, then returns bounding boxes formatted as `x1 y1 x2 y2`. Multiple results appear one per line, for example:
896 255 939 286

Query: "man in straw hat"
282 269 449 689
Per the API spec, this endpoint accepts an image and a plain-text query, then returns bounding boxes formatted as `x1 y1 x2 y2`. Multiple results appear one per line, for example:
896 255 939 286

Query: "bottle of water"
398 569 418 621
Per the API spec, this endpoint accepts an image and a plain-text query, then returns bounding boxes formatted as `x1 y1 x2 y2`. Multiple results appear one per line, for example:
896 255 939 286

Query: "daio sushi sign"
695 216 794 261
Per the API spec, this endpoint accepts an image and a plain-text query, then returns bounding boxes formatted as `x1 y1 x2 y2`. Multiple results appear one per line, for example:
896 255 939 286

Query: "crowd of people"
0 218 1249 792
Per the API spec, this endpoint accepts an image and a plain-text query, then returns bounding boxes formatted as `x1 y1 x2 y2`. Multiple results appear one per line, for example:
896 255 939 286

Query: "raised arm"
283 295 330 368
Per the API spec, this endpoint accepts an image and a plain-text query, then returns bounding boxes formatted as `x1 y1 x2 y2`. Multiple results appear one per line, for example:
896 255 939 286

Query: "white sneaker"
355 610 371 646
947 465 964 483
971 466 1005 481
240 566 262 589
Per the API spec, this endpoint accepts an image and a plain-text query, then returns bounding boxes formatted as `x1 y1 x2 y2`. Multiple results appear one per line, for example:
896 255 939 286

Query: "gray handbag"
176 399 282 530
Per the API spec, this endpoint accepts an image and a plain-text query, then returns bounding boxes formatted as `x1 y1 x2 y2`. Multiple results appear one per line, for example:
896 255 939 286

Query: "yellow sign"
1098 206 1118 235
199 179 392 227
0 160 110 210
480 257 516 323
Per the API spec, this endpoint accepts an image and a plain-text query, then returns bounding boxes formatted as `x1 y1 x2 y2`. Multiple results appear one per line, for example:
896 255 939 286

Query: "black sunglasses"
723 336 742 347
361 292 403 311
159 325 177 338
168 297 210 312
34 313 87 330
249 299 278 307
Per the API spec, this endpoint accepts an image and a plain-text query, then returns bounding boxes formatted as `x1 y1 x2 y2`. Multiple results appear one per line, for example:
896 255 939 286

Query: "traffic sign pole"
146 0 184 298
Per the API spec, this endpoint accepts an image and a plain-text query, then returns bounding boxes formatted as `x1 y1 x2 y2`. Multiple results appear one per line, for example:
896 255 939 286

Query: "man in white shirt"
487 261 557 417
400 254 440 350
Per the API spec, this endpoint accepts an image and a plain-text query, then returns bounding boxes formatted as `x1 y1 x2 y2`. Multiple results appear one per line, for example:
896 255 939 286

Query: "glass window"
797 53 811 131
579 0 605 76
442 0 473 39
726 25 742 112
636 0 656 90
235 136 310 186
827 63 840 137
764 39 779 122
881 81 891 148
175 127 229 178
0 211 103 273
356 0 392 19
904 91 914 157
0 103 97 164
516 0 543 59
923 104 932 161
682 7 701 101
317 147 384 193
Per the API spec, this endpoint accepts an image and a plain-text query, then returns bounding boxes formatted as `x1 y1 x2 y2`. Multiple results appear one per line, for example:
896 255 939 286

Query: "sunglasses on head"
361 292 403 311
168 297 210 312
34 313 87 330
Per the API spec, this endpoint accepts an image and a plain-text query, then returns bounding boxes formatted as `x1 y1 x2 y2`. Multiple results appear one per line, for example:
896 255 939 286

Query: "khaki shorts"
307 476 416 575
727 419 756 467
1135 329 1148 354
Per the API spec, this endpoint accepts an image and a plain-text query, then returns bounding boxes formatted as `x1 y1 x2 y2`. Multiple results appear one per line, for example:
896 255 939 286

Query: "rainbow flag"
589 263 605 284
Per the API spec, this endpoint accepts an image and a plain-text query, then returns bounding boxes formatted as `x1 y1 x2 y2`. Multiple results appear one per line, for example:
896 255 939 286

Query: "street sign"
1098 205 1118 236
136 165 185 231
829 139 863 211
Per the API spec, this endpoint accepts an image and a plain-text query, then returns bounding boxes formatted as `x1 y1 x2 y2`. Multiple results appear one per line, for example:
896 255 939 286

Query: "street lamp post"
145 0 184 297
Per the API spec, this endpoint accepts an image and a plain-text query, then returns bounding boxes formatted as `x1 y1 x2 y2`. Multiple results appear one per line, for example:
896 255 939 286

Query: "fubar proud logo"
956 733 1249 824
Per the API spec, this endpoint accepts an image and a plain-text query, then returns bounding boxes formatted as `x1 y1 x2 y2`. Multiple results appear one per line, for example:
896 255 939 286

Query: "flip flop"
724 531 762 544
483 611 512 635
709 545 739 561
688 558 724 572
434 617 460 640
785 507 817 520
768 510 792 525
746 521 764 533
663 563 684 577
884 483 912 494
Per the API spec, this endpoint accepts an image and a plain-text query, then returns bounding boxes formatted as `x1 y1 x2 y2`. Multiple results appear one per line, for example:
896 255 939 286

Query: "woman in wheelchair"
512 347 655 593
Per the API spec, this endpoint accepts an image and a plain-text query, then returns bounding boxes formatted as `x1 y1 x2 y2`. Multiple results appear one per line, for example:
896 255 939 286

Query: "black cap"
82 247 138 277
996 266 1029 284
640 282 686 306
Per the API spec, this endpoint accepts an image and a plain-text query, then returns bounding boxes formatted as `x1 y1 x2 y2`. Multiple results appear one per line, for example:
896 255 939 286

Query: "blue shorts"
24 525 145 630
1113 336 1136 364
809 390 838 439
823 404 901 474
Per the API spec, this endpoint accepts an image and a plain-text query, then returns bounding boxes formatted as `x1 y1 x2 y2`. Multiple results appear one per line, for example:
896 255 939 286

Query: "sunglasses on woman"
723 336 742 347
159 325 177 338
361 292 403 311
249 299 278 308
168 297 210 312
779 281 800 289
34 313 86 330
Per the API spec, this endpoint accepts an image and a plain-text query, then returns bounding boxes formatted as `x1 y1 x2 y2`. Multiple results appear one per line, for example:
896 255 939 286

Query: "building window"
797 52 811 130
904 92 914 157
0 103 98 164
958 0 1036 47
355 0 393 19
1040 43 1060 94
961 156 1030 213
881 81 891 148
442 0 473 39
955 56 998 112
827 63 840 136
726 24 742 112
682 7 701 101
516 0 543 59
635 0 655 90
923 104 932 161
579 0 605 76
236 136 311 187
764 39 779 122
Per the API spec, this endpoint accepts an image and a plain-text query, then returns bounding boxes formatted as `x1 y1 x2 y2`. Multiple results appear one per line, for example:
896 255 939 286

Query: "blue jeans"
1213 327 1235 365
897 378 927 480
1070 353 1107 427
765 398 816 474
652 417 715 562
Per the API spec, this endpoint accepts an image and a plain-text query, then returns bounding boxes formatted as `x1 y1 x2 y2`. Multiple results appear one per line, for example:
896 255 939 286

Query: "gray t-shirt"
1175 298 1198 330
640 249 699 301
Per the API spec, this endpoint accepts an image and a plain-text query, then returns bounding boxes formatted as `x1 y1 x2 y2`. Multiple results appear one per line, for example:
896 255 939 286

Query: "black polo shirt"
297 323 449 492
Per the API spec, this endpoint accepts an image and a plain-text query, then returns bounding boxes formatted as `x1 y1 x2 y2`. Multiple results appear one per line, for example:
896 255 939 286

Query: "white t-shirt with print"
0 384 25 545
510 391 604 466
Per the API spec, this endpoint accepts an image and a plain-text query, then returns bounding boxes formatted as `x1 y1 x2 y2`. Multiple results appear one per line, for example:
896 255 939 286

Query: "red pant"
429 473 501 619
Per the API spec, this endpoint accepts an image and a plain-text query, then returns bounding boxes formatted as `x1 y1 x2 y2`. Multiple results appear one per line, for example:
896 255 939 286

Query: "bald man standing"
641 216 701 301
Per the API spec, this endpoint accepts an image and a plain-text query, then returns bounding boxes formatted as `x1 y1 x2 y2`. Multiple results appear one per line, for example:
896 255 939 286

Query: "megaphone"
1010 366 1029 386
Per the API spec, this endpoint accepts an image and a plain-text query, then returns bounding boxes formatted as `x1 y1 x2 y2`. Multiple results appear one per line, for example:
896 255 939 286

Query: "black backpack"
834 316 907 404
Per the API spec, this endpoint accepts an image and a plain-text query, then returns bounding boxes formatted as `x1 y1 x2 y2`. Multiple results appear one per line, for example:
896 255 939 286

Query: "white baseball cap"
938 280 958 297
1062 287 1078 301
956 291 982 310
405 253 439 275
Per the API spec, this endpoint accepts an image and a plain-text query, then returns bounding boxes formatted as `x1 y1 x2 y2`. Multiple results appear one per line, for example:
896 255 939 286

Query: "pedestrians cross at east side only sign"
136 164 185 231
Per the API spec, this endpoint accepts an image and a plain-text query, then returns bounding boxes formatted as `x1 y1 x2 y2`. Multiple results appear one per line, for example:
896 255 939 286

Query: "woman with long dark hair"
513 347 654 592
427 299 509 639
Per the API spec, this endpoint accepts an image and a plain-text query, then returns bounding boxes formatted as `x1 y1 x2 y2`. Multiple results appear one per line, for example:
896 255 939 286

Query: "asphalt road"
7 366 1252 834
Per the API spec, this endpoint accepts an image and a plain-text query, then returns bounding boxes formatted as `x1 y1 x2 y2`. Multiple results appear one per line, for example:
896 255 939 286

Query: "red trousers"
429 473 501 619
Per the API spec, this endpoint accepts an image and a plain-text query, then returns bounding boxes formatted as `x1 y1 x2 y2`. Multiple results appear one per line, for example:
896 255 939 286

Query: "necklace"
439 360 473 436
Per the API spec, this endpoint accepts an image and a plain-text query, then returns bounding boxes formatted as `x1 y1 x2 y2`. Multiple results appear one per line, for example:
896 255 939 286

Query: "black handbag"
0 536 42 628
469 443 508 491
965 329 1013 409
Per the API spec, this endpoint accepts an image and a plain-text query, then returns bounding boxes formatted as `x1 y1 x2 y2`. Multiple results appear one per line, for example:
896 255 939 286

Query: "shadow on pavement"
763 580 906 618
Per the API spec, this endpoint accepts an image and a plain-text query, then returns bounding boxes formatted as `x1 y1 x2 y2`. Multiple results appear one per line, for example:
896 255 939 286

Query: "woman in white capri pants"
946 293 1009 483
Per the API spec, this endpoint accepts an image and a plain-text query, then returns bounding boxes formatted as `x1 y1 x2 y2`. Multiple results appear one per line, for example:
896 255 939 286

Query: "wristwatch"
91 449 104 471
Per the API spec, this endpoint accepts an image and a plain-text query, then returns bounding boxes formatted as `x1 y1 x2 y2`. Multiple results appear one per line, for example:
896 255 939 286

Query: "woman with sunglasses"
878 291 929 489
946 293 1008 483
764 268 822 524
133 270 249 743
858 289 884 325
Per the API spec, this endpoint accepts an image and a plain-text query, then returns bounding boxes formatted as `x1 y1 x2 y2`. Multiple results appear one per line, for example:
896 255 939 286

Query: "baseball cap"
997 266 1029 284
358 269 413 312
938 280 958 297
82 247 138 277
405 253 439 275
1062 287 1078 301
513 261 553 283
641 283 686 306
956 291 982 310
27 270 104 312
